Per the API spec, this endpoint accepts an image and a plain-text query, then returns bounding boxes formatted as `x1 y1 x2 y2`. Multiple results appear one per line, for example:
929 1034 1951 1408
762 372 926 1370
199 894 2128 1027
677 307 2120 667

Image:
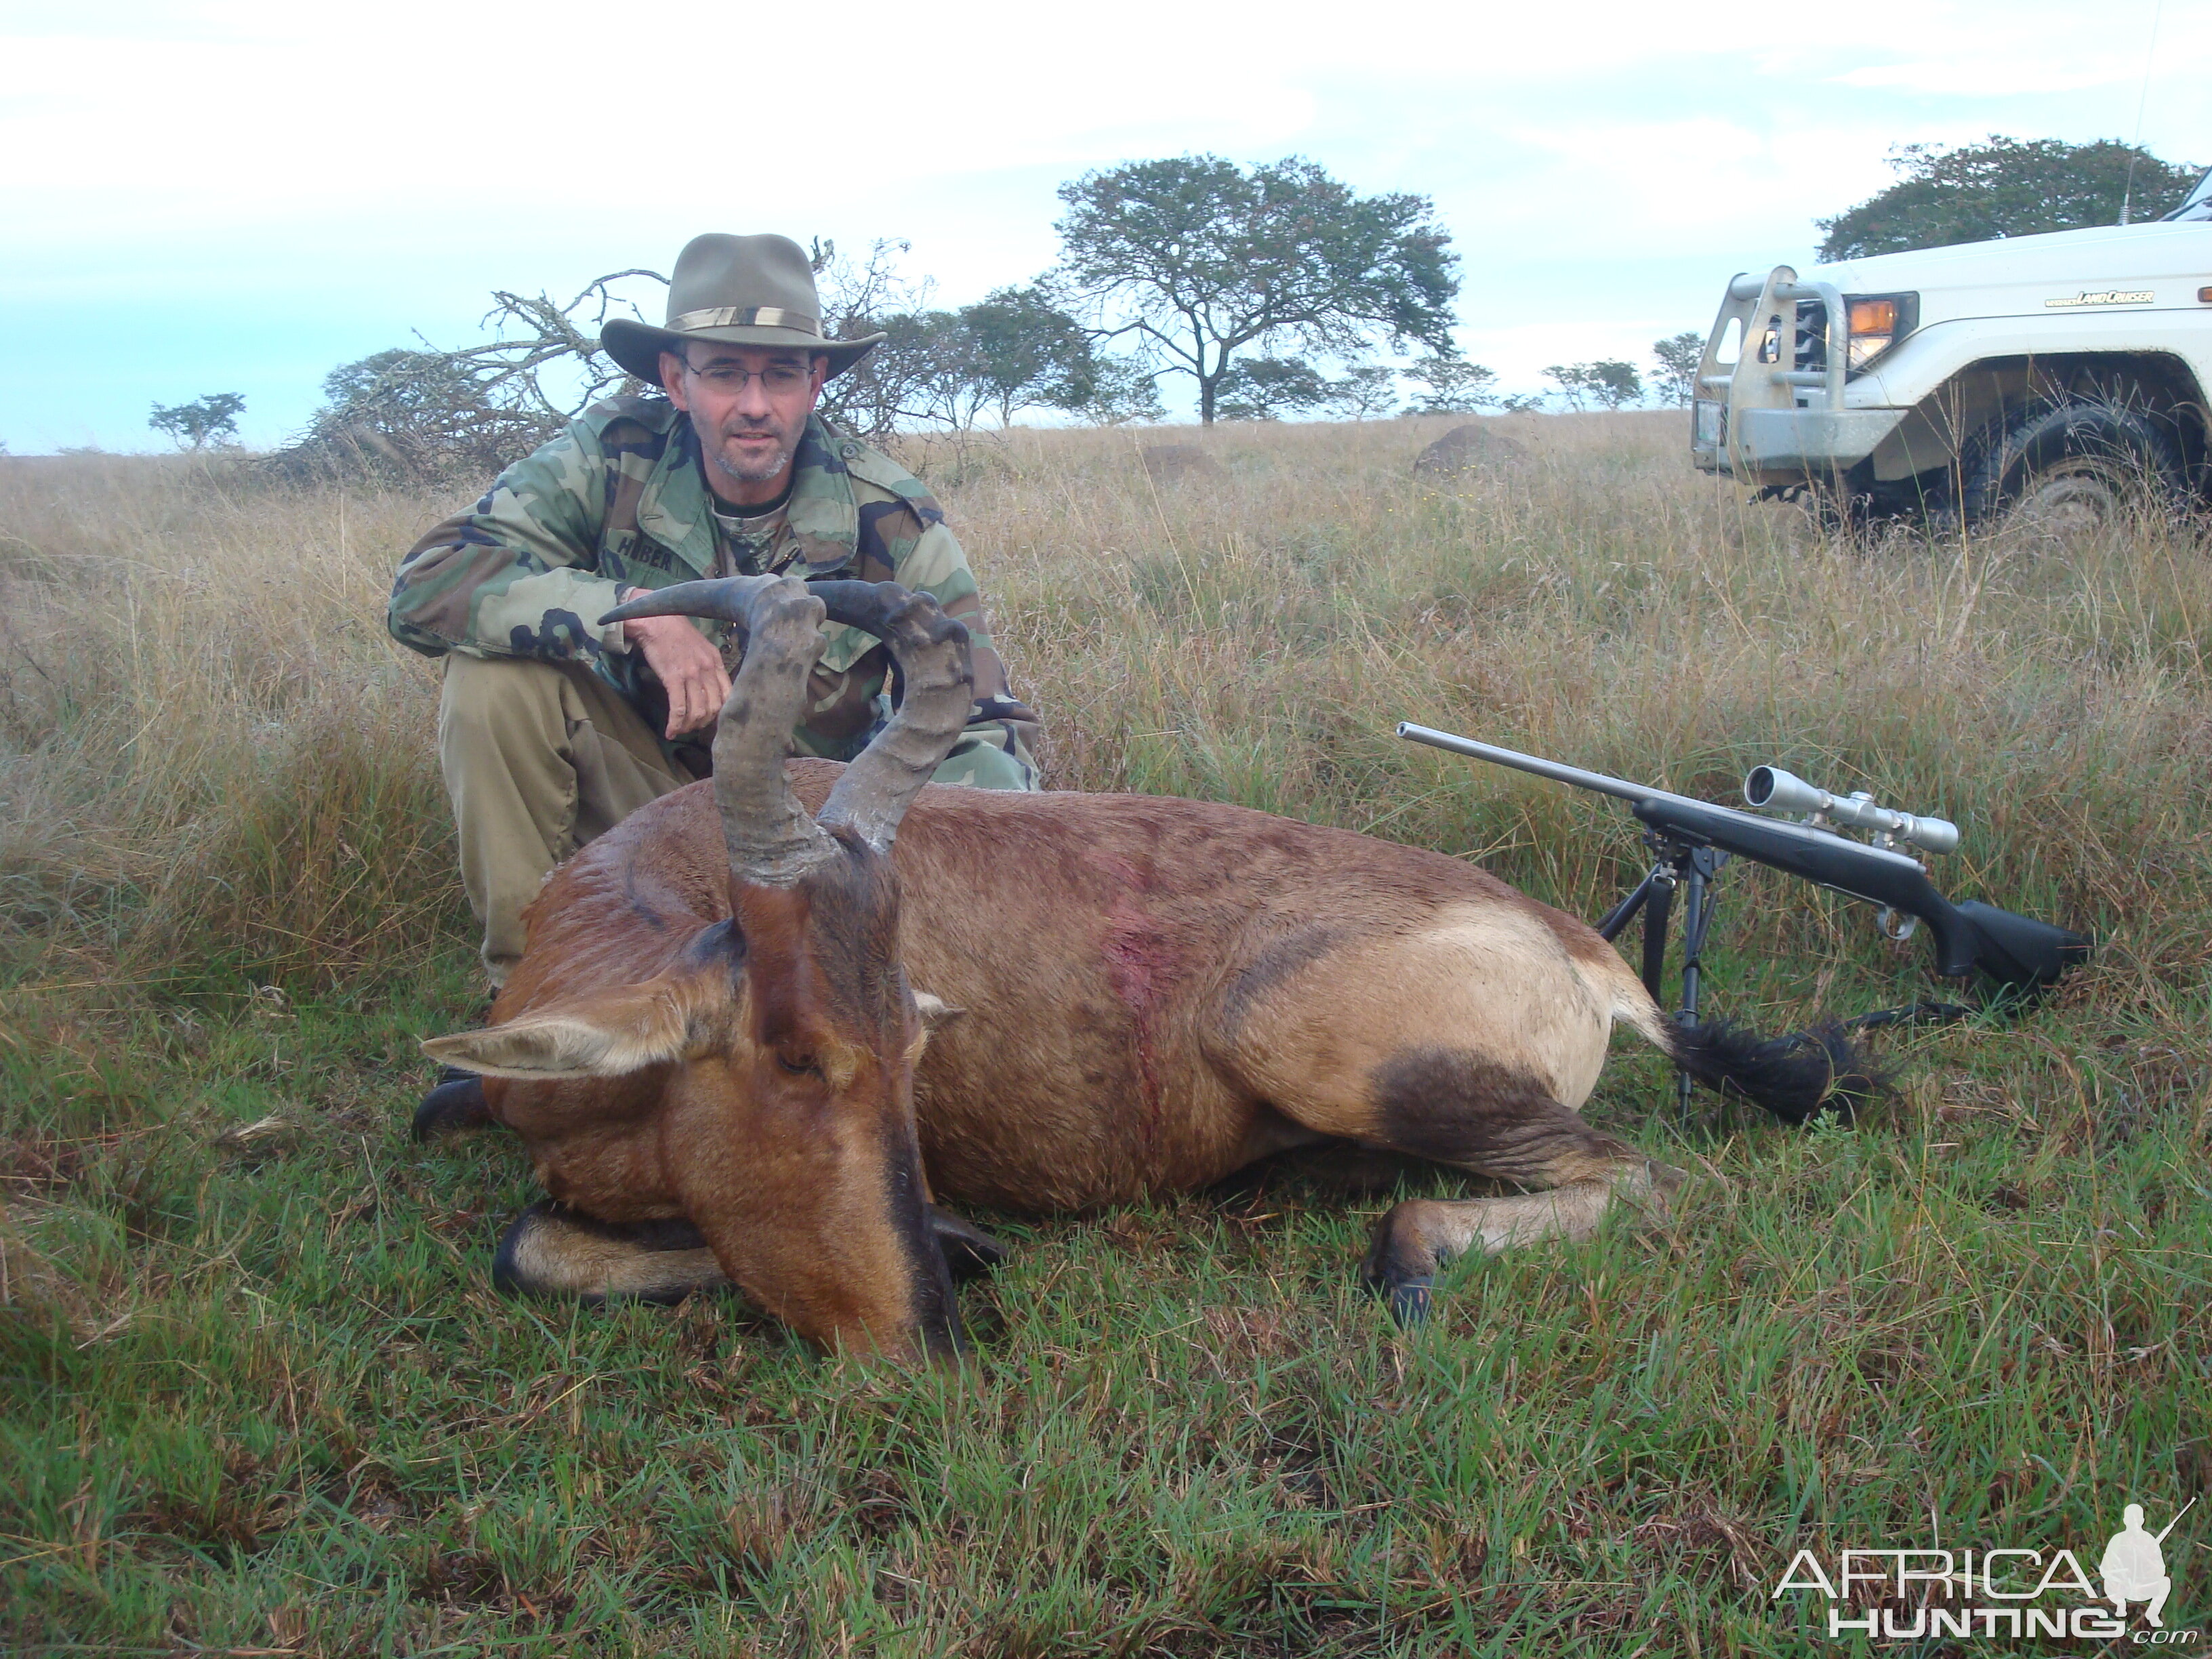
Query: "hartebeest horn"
804 580 973 854
603 576 974 859
604 575 838 887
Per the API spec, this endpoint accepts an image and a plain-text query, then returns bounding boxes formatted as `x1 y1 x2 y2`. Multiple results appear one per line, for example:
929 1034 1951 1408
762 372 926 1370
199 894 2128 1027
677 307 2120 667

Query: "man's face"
661 344 828 501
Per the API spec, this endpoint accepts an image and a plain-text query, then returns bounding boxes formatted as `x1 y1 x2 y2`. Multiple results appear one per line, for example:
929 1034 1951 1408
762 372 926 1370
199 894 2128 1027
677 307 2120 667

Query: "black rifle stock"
1398 724 2089 995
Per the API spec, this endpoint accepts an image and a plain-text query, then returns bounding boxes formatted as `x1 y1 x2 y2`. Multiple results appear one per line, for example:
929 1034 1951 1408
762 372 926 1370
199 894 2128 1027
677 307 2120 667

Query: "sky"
3 0 2207 453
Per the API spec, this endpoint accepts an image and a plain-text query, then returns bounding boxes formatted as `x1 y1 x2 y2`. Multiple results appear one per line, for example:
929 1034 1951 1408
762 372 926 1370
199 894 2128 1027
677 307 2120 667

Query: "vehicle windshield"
2162 167 2212 222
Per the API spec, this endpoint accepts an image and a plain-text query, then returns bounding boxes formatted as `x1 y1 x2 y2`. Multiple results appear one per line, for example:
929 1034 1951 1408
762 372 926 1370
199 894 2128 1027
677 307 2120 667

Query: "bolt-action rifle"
1398 725 2090 1095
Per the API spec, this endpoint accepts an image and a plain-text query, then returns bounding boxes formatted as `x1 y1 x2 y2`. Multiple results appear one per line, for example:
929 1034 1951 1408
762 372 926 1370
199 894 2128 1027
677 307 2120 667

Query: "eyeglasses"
678 359 816 394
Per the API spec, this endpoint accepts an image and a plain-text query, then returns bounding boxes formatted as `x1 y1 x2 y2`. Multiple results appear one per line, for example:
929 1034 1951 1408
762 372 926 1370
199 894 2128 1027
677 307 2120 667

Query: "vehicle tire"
1801 475 1950 544
1959 396 2187 535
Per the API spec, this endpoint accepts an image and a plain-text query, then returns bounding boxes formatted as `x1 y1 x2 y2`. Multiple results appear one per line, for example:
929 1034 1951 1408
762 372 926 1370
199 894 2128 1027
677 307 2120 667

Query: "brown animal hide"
483 762 1658 1216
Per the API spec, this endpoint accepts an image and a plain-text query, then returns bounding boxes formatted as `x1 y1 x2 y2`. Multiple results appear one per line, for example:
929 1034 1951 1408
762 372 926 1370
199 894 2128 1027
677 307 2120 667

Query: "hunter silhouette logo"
2104 1500 2192 1629
1771 1496 2199 1643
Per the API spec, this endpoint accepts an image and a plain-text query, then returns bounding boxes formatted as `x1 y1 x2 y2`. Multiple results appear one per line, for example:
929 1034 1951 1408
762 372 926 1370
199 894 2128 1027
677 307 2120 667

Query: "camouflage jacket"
388 399 1040 788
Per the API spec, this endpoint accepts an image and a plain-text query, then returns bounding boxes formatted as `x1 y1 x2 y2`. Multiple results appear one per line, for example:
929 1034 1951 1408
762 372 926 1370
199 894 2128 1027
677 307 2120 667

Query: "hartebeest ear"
913 992 967 1030
422 976 732 1080
903 991 967 1066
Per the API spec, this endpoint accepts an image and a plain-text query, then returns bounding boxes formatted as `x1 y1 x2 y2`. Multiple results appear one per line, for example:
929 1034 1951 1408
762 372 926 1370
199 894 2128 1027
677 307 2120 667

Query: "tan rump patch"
1217 899 1620 1136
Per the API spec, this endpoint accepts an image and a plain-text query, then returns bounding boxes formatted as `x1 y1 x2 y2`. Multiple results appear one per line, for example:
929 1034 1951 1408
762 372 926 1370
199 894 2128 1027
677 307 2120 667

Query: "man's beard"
710 438 794 484
703 419 798 485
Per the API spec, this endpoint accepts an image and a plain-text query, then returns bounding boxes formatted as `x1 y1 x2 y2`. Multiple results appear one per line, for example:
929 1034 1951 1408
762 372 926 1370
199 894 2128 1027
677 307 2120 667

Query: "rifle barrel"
2154 1495 2198 1544
1399 720 2089 993
1399 724 1681 810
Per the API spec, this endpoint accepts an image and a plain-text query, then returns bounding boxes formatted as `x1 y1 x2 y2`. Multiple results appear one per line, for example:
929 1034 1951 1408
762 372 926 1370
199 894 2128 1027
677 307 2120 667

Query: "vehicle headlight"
1845 293 1918 370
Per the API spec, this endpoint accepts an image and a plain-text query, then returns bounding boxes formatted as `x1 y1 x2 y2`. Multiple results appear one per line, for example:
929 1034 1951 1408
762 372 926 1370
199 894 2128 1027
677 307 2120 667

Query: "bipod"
1595 831 1729 1130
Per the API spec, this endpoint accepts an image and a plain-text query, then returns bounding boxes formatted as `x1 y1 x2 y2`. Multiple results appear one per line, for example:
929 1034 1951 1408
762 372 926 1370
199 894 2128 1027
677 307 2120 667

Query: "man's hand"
619 592 733 738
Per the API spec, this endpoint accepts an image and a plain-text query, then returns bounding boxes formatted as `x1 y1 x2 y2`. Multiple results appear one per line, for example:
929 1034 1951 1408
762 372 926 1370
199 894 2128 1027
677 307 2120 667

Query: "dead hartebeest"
420 576 1870 1360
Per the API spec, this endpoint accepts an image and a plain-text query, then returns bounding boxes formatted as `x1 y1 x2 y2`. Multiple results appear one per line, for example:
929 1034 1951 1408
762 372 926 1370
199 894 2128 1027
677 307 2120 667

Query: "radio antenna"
2119 0 2163 224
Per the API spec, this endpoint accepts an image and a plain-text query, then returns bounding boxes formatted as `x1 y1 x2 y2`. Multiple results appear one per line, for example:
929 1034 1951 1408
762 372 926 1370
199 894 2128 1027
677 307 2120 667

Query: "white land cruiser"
1692 167 2212 529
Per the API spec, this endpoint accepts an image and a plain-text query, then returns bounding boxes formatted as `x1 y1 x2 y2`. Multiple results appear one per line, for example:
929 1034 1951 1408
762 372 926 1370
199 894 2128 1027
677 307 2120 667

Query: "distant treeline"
154 135 2196 482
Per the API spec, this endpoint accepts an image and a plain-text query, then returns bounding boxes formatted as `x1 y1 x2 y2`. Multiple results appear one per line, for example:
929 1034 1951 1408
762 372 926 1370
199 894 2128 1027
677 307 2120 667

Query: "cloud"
1824 0 2212 101
1834 56 2146 96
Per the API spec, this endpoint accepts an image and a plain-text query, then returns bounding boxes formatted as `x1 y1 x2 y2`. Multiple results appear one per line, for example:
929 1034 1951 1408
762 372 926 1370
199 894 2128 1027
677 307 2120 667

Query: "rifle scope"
1743 766 1960 856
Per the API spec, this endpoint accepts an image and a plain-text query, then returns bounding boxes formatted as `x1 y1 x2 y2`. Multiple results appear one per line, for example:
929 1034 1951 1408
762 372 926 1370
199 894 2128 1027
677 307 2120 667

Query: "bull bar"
1691 264 1906 483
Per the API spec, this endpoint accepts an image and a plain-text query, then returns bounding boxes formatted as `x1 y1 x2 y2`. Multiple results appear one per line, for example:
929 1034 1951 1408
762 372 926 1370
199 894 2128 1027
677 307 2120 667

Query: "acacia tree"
274 271 665 480
1817 136 2201 260
835 289 1134 434
1050 155 1458 424
149 392 246 451
1215 356 1333 421
1402 355 1500 415
1544 361 1642 411
959 285 1101 426
812 239 941 436
278 239 1147 483
300 350 558 479
1330 365 1399 420
813 251 1133 434
1075 356 1166 426
1650 331 1704 407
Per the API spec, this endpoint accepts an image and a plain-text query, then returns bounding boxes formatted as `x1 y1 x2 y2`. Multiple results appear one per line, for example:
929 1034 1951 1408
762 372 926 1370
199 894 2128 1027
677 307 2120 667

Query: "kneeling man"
389 233 1042 987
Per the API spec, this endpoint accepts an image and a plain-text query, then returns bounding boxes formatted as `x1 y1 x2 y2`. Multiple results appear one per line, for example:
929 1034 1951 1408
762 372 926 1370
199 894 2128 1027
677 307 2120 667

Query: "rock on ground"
1141 444 1225 483
1412 423 1530 482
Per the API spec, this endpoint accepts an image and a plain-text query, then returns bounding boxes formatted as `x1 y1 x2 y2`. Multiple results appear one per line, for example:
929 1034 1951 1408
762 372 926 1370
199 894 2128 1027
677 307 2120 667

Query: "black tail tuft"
1666 1017 1887 1124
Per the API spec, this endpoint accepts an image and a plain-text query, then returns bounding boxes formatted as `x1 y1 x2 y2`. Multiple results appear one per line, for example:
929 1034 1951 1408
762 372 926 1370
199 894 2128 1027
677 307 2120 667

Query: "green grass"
3 420 2209 1653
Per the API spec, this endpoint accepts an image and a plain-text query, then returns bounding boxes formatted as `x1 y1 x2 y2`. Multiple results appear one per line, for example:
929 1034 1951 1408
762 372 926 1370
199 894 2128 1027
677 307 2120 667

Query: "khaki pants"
438 655 697 985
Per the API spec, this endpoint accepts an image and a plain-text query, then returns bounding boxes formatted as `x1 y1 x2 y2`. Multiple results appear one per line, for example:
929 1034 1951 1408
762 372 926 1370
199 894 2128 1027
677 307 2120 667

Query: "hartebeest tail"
1590 964 1881 1123
1666 1017 1879 1123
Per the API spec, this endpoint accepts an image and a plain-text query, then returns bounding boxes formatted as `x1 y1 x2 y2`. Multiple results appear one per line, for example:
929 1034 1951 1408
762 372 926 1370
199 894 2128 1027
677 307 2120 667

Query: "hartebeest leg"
1352 1054 1684 1320
1360 1168 1682 1323
490 1202 1010 1305
493 1203 729 1305
1228 1021 1683 1319
1214 912 1687 1320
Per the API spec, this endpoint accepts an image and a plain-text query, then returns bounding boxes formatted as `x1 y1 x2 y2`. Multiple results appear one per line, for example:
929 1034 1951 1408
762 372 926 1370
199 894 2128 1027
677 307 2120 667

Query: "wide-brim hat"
601 233 885 384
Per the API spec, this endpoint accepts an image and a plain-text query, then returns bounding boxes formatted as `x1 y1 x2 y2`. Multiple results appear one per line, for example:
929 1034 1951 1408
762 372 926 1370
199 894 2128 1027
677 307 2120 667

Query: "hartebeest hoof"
930 1207 1010 1282
1359 1212 1441 1325
411 1069 491 1143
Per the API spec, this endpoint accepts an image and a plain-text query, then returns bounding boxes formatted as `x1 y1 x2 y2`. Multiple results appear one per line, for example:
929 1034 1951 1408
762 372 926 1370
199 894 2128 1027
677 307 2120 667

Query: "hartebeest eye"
777 1051 821 1077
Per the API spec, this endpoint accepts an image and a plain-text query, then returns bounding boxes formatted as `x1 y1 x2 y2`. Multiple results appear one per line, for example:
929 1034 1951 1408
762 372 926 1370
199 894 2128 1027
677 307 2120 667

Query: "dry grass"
3 413 2209 1654
0 453 453 991
7 415 2207 997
